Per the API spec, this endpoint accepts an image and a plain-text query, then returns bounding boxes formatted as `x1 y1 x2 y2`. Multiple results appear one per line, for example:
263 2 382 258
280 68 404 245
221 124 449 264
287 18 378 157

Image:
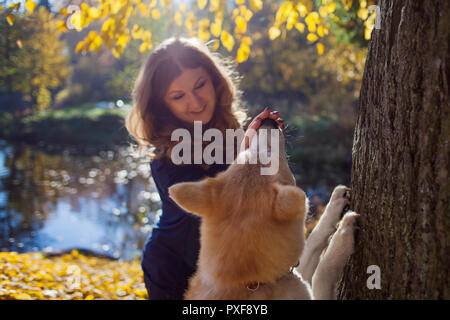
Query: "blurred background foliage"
0 0 376 298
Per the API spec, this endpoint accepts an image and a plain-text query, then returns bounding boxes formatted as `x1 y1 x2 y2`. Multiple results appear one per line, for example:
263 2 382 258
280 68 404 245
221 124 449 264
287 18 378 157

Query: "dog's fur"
169 121 359 300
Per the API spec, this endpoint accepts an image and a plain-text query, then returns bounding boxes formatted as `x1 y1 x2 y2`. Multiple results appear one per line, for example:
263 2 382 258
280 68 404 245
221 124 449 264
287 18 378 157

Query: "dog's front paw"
321 185 351 226
331 211 360 258
330 185 350 202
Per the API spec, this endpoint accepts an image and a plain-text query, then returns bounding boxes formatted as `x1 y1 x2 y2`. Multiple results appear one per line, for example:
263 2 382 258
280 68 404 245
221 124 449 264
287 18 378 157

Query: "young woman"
126 37 283 299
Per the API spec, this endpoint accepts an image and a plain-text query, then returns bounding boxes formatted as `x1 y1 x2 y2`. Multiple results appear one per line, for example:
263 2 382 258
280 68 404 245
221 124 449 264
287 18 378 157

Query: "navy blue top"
141 156 228 299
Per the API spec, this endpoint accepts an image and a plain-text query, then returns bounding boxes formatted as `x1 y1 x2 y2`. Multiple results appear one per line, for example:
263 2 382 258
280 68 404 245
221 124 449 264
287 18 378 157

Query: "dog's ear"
272 183 307 222
168 178 222 217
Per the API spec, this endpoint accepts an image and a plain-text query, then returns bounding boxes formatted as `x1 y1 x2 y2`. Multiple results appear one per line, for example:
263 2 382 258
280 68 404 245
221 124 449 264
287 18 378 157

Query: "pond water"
0 139 351 261
0 140 161 261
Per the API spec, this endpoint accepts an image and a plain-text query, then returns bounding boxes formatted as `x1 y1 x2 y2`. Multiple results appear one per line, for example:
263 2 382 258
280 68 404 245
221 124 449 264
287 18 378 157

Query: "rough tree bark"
338 0 450 299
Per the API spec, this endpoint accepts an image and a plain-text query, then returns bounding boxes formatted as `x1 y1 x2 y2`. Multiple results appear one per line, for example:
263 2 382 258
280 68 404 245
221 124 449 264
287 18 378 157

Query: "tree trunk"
338 0 450 299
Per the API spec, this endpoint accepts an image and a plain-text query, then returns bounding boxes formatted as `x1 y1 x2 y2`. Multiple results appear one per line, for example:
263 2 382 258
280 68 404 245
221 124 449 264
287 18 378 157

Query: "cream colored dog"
169 120 359 300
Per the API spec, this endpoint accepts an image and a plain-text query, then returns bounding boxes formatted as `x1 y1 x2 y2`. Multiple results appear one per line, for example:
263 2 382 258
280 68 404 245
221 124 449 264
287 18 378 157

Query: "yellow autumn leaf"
295 22 305 33
327 3 336 13
237 44 250 63
215 10 223 23
16 39 22 49
358 8 369 20
56 20 68 32
342 0 353 10
310 12 320 23
318 6 328 18
221 30 235 52
6 14 14 26
15 293 32 300
25 0 37 14
112 46 123 58
249 0 263 12
307 22 316 33
140 41 151 53
152 9 161 20
210 39 220 51
209 0 220 12
101 19 115 34
279 2 293 19
117 34 130 47
268 26 281 40
185 12 196 30
232 8 239 17
235 16 247 33
286 11 298 30
239 5 249 17
210 21 222 37
75 41 86 55
131 24 143 39
305 12 317 25
307 33 319 43
364 27 372 40
137 3 148 16
71 249 80 258
139 31 153 53
199 18 210 28
242 36 252 46
110 1 121 14
179 2 186 12
88 35 102 51
316 43 324 55
89 7 101 19
198 0 207 10
198 29 210 42
296 4 307 17
317 25 324 37
9 2 20 10
174 12 182 26
305 13 317 32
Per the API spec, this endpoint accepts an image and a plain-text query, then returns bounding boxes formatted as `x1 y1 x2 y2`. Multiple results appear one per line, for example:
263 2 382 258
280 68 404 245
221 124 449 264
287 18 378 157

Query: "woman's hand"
241 108 284 151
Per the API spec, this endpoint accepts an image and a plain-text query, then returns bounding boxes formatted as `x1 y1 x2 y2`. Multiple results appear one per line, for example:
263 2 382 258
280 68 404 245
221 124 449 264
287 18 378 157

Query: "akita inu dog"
169 119 359 299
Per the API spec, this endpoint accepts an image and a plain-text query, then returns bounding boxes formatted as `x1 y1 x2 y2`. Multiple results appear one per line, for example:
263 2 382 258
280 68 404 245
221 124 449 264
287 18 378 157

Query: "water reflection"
0 140 161 261
0 138 351 261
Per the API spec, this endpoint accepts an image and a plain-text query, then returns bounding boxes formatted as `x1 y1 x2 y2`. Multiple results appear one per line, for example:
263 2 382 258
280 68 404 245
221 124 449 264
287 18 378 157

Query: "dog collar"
246 261 299 292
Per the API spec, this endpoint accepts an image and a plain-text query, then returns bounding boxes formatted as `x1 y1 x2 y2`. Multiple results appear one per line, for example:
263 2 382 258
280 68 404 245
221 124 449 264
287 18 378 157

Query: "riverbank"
0 103 130 151
0 250 147 300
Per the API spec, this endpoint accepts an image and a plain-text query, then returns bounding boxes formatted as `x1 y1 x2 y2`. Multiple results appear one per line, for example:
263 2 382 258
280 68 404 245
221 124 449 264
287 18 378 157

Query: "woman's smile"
191 104 207 114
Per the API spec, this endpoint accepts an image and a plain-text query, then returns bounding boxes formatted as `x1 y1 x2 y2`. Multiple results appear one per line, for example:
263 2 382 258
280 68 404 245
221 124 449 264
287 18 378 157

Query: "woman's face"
164 67 216 125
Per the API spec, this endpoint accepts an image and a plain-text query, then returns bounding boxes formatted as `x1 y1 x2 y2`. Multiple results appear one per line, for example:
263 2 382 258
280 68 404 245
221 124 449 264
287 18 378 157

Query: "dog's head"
169 120 308 287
